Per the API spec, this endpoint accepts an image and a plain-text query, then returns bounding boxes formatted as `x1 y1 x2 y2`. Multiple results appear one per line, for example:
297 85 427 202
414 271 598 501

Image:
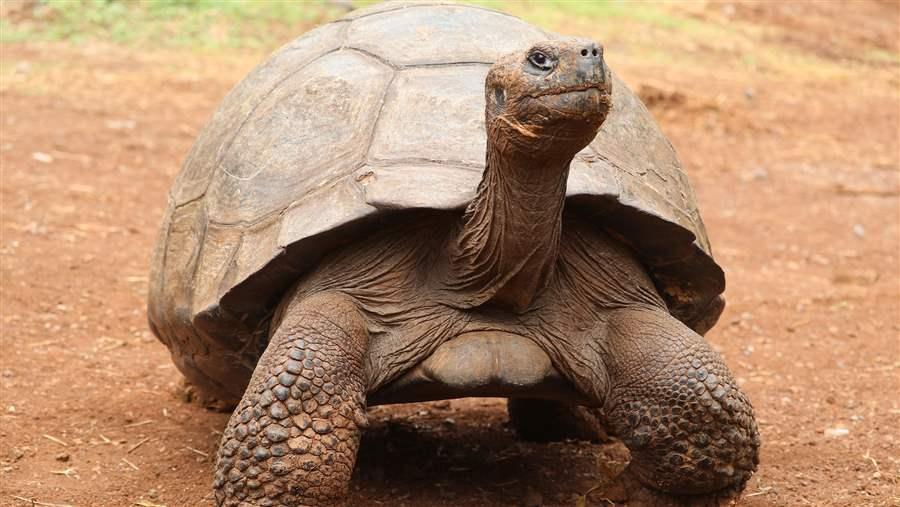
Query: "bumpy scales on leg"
600 307 760 498
214 292 369 507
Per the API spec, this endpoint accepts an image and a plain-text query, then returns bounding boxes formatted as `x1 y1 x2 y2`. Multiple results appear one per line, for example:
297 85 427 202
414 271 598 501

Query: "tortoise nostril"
592 48 599 57
581 49 588 57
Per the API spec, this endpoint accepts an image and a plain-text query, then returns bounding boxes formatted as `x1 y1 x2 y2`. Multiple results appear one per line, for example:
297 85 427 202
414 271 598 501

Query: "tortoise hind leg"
507 399 609 442
214 291 369 507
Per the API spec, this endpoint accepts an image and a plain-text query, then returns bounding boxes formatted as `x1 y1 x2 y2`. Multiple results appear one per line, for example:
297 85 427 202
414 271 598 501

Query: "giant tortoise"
148 2 760 505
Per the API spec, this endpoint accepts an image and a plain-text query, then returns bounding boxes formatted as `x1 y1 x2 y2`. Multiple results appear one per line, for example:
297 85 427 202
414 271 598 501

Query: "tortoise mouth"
532 83 612 120
529 81 610 99
554 86 607 102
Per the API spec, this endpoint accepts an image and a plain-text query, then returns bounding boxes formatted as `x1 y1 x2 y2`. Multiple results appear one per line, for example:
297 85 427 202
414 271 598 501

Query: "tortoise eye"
528 51 553 71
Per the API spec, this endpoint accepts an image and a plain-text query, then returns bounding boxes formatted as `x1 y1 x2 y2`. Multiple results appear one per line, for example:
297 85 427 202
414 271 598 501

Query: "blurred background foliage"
0 0 714 51
0 0 896 78
0 0 347 48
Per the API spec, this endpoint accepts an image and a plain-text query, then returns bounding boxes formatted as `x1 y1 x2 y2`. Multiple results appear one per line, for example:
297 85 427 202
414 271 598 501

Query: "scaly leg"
214 292 369 507
600 307 759 500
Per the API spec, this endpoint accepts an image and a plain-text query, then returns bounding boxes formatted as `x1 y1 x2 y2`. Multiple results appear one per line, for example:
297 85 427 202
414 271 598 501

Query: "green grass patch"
864 47 900 66
0 0 733 51
1 0 889 83
1 0 344 49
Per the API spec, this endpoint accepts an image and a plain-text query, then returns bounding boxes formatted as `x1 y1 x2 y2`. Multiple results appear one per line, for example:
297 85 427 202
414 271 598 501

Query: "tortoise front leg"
600 307 760 500
214 292 369 507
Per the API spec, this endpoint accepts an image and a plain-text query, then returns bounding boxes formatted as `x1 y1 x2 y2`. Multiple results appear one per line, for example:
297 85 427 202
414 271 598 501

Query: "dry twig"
127 437 150 454
50 467 79 479
745 486 774 497
124 420 154 428
41 435 68 447
10 496 73 507
185 446 208 458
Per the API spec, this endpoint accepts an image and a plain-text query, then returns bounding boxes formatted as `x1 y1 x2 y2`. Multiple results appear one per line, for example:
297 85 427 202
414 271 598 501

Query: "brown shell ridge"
191 225 245 318
216 188 383 318
208 196 722 336
579 152 707 254
362 72 399 170
196 171 369 230
153 200 208 355
147 200 174 339
167 188 204 210
186 204 211 291
182 211 209 358
341 46 400 70
394 58 494 69
341 46 494 70
364 157 485 171
177 167 719 338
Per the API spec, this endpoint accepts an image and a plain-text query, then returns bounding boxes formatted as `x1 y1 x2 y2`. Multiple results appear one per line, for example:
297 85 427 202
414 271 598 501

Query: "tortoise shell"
148 1 724 395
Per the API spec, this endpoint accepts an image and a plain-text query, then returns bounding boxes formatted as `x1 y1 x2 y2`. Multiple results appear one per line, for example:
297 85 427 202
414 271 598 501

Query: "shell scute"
206 51 393 225
370 65 488 166
170 22 346 207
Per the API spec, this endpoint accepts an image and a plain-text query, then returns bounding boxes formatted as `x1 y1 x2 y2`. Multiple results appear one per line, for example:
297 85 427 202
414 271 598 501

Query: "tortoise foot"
214 292 369 507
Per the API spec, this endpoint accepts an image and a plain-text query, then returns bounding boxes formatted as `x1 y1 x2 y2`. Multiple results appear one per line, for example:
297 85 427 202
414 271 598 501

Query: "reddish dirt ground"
1 2 898 507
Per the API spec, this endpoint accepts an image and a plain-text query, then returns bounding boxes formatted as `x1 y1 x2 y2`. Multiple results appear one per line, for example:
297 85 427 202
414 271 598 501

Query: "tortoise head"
485 37 612 157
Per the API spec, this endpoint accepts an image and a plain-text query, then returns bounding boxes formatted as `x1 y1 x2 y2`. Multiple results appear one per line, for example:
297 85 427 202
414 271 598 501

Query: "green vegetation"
0 0 344 49
0 0 726 51
480 0 689 30
1 0 891 81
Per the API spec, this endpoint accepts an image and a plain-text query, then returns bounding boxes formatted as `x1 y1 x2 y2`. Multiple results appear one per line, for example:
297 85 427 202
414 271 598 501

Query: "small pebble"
740 168 768 181
55 452 70 462
105 119 137 130
824 427 849 438
32 152 53 163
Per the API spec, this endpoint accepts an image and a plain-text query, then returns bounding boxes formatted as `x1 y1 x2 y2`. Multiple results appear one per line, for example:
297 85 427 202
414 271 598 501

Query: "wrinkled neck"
445 139 570 312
